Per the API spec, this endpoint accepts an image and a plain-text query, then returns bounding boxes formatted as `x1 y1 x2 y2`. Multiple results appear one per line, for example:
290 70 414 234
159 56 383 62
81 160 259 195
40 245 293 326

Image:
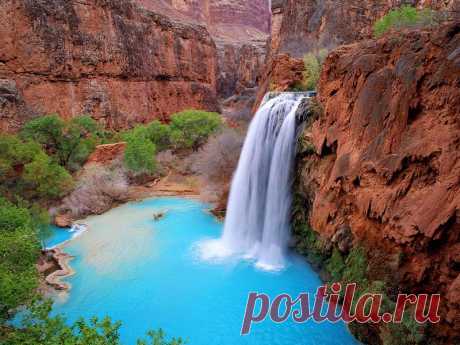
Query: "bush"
0 198 40 321
23 154 74 199
170 110 221 150
20 115 99 172
124 136 156 174
0 135 42 181
373 5 437 38
4 300 185 345
20 114 64 153
191 128 244 184
0 135 73 201
61 163 129 219
301 49 328 91
146 120 172 152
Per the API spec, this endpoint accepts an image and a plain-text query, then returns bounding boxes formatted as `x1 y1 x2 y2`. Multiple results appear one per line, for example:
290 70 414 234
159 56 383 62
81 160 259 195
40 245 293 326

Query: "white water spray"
198 93 306 270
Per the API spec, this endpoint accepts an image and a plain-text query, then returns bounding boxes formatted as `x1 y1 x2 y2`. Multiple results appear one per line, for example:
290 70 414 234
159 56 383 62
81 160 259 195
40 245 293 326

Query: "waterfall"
198 93 307 270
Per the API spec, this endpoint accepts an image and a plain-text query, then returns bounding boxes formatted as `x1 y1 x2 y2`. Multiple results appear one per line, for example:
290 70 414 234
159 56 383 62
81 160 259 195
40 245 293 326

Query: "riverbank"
40 170 208 293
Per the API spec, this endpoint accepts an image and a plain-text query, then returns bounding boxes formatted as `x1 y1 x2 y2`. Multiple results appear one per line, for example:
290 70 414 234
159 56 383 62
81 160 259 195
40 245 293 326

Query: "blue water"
50 197 358 345
45 225 74 249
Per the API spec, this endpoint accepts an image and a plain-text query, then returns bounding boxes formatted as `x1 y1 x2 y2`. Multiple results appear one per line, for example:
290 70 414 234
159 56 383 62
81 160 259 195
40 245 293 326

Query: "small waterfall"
198 93 309 270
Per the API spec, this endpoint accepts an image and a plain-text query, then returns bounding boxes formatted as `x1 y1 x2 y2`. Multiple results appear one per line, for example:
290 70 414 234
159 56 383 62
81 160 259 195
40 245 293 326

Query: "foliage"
0 134 73 201
2 300 184 345
20 115 99 172
20 114 65 153
301 49 328 91
0 198 40 322
124 136 156 174
0 135 41 181
326 248 346 283
383 307 427 345
23 154 74 199
170 110 221 150
137 329 185 345
373 5 437 38
145 121 172 152
341 247 368 287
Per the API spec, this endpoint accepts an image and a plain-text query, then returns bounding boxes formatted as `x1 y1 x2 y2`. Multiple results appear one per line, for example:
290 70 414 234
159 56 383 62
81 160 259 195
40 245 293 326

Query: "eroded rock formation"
297 23 460 344
0 0 270 131
276 0 458 57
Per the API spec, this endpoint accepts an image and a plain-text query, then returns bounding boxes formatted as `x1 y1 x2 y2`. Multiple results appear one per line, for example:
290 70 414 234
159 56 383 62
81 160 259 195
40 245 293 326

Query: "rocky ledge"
296 23 460 344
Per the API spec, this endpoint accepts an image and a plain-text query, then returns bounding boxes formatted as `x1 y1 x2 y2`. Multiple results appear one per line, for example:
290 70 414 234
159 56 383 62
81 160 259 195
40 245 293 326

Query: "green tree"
23 154 74 199
124 136 156 174
170 110 221 150
146 121 172 152
20 115 99 171
0 198 40 322
20 115 64 154
59 116 98 171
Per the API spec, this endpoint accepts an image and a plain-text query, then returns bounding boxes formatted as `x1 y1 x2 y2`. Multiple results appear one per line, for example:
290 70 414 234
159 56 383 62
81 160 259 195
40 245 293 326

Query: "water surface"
49 197 358 345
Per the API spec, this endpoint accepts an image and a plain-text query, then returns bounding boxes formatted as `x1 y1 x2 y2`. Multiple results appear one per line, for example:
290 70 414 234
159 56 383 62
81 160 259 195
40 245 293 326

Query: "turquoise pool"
47 197 358 345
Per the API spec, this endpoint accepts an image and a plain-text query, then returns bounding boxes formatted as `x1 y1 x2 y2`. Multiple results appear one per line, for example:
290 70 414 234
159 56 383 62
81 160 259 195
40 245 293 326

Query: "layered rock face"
276 0 458 57
0 0 220 131
0 0 270 131
298 23 460 344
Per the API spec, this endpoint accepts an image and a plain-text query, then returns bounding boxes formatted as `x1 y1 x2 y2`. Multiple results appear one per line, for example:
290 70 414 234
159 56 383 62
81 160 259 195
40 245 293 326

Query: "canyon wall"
0 0 271 131
296 22 460 344
276 0 458 57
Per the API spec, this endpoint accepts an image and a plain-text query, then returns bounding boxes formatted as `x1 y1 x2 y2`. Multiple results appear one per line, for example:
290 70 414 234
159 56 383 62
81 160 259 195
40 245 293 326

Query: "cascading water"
199 93 308 270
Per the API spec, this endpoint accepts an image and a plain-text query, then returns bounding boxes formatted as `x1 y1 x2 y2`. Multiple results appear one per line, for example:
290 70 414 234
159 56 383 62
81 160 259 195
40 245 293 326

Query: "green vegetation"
292 188 428 344
120 110 222 174
20 115 100 172
289 49 329 92
1 109 222 344
373 5 437 38
302 49 328 91
0 198 40 322
145 121 173 152
124 135 156 174
170 110 221 150
0 134 73 201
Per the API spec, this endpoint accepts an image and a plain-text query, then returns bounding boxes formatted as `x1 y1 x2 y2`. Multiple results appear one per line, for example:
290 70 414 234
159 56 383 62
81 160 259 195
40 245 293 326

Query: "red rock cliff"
276 0 458 57
297 23 460 344
0 0 271 131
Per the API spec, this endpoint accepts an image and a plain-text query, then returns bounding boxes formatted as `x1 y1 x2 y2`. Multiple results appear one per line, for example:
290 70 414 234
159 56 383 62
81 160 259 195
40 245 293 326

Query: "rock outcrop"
276 0 458 57
297 23 460 344
0 0 270 131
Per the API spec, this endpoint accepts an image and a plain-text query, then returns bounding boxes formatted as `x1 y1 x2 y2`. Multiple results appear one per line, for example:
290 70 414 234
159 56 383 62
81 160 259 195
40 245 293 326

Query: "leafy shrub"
23 154 74 199
124 136 156 174
146 120 172 152
0 135 42 180
0 198 40 321
326 248 346 283
4 300 185 345
20 114 64 153
373 5 437 38
20 115 99 171
301 49 328 91
0 135 73 201
170 110 221 150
